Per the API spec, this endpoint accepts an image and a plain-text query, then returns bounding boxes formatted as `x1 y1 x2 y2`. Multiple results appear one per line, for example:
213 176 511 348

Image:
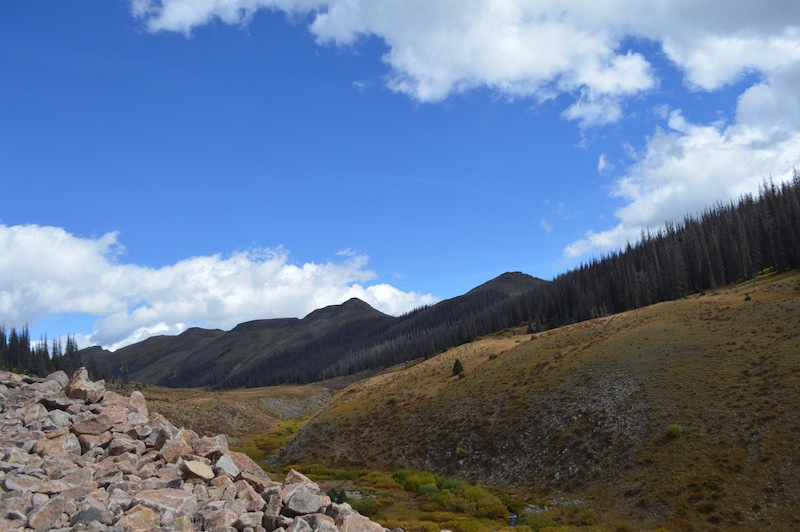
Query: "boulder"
181 459 215 480
337 514 386 532
64 368 105 403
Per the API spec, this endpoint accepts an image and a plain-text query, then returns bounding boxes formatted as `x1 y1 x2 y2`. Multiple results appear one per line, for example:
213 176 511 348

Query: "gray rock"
47 409 72 428
237 511 266 529
132 488 198 515
0 368 387 532
44 370 69 388
27 495 66 531
181 459 215 480
282 485 330 517
215 452 241 479
299 513 339 532
202 508 239 529
336 514 386 532
194 434 229 458
286 517 314 532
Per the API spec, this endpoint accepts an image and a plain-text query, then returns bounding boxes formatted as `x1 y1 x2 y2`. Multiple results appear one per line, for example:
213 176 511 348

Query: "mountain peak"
341 297 372 309
467 271 548 296
304 298 387 322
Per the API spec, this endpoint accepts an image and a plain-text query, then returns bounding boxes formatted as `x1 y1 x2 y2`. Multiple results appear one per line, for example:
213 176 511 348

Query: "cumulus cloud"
130 0 661 126
565 32 800 258
130 1 800 256
128 2 799 110
565 107 800 258
0 224 438 350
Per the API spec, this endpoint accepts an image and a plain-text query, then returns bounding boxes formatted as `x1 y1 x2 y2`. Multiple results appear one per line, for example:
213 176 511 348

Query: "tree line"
0 325 82 377
210 173 800 388
32 172 800 388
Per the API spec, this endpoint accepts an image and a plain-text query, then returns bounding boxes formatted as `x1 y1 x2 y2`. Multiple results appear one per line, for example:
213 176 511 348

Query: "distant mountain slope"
280 270 800 530
80 273 548 388
84 327 225 383
81 177 800 390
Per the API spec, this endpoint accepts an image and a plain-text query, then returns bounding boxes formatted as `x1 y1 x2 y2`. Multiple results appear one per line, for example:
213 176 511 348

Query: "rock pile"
0 368 388 532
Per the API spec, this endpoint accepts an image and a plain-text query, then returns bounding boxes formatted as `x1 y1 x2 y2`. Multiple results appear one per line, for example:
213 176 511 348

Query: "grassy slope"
120 382 332 446
281 271 800 530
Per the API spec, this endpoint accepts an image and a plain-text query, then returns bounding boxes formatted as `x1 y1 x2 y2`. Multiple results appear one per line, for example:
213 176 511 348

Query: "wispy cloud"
597 154 614 174
0 224 438 350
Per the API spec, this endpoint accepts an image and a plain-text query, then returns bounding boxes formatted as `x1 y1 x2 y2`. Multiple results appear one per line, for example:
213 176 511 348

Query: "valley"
119 270 800 531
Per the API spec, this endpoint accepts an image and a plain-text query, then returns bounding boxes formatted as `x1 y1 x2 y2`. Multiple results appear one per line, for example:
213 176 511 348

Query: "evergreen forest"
0 325 82 378
204 175 800 388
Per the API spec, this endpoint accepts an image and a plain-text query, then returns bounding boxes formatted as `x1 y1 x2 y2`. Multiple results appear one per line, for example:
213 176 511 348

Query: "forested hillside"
281 269 800 530
511 176 800 328
235 175 800 388
71 173 800 388
80 274 548 388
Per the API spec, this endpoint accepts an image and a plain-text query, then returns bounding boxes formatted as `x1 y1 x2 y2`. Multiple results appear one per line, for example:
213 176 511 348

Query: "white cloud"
0 224 438 350
565 106 800 257
127 1 800 127
597 153 614 174
539 219 554 234
130 1 800 258
130 0 660 126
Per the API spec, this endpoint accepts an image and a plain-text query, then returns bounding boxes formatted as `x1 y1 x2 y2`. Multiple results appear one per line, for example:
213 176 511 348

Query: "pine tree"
452 358 464 376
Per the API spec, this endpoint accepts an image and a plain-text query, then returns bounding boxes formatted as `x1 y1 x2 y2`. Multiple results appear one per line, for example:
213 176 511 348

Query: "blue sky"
2 1 799 349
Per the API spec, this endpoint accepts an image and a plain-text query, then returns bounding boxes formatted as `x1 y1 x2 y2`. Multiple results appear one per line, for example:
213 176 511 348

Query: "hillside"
75 177 800 392
80 273 548 389
280 270 800 530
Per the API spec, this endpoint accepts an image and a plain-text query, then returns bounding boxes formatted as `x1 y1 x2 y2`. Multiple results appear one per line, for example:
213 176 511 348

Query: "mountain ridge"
80 272 547 389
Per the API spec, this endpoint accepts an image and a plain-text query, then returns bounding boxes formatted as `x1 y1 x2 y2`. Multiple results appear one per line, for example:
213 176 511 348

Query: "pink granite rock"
64 368 105 404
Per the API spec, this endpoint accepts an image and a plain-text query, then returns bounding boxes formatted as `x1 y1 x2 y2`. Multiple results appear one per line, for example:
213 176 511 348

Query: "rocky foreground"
0 368 391 532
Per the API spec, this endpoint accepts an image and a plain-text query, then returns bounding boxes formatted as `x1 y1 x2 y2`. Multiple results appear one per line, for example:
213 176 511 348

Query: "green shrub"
334 469 359 480
362 471 401 489
327 488 347 504
394 470 437 492
666 424 683 439
458 371 466 379
417 483 440 496
351 498 381 516
437 477 465 491
488 353 498 360
419 511 462 523
420 501 441 512
455 518 491 532
381 521 439 532
455 447 469 458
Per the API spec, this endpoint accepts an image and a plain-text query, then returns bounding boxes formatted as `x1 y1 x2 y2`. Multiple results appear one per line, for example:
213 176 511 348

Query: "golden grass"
113 270 800 530
281 270 800 530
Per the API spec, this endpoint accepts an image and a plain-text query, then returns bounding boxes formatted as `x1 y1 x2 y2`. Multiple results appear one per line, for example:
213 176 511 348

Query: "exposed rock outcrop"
0 368 389 532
